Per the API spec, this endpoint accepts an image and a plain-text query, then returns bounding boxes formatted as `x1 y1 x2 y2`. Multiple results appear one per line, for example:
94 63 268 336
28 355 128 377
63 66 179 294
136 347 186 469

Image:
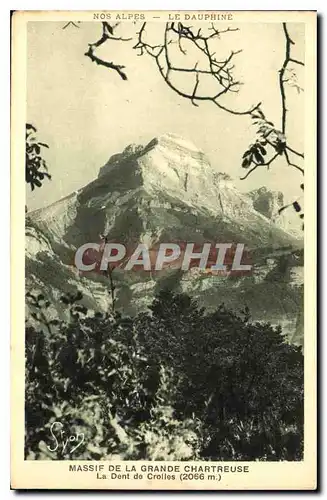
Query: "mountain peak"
147 133 204 153
98 133 207 179
30 134 299 253
26 135 302 345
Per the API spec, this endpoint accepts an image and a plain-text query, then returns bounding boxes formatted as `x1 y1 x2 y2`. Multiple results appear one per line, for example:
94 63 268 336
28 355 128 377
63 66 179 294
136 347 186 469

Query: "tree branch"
286 145 304 158
289 57 304 66
279 23 293 134
284 149 304 175
80 21 304 182
134 22 262 116
279 23 304 134
241 23 304 183
240 153 280 180
62 22 81 30
84 22 132 80
85 47 128 80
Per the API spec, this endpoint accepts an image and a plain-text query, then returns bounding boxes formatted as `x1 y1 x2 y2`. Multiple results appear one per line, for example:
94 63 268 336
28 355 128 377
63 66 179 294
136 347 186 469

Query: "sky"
26 21 305 211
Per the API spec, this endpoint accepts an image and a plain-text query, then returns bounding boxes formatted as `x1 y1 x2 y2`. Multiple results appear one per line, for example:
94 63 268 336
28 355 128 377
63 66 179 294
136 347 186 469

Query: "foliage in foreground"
25 291 303 461
25 123 51 191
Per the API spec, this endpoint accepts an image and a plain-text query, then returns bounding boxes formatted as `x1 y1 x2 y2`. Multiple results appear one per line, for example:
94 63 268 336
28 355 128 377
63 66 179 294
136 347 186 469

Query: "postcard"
11 10 317 490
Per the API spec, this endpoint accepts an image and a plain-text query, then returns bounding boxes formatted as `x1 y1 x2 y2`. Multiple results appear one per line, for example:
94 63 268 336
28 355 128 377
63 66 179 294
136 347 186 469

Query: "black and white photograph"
10 9 317 490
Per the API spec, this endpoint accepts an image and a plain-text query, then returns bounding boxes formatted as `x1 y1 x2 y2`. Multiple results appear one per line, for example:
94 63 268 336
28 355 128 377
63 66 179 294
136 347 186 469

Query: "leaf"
293 201 301 213
26 123 37 132
300 183 304 190
39 142 49 148
258 145 267 155
49 319 60 325
254 150 264 164
242 158 250 168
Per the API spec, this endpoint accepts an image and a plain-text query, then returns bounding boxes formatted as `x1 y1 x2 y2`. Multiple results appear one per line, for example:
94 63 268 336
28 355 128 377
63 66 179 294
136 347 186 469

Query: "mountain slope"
30 134 299 250
26 134 304 344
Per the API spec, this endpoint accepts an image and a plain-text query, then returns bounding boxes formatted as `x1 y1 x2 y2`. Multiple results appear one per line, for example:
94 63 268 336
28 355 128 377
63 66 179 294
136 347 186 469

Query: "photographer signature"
47 421 85 454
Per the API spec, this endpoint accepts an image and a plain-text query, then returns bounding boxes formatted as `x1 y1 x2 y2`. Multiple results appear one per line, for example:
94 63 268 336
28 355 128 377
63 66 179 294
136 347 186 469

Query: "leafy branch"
241 23 304 183
25 124 51 191
67 21 305 224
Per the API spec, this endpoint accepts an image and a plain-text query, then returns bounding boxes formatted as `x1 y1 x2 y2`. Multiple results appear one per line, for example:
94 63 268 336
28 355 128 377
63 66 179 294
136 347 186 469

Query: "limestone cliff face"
26 134 304 344
248 186 303 239
249 187 284 220
30 134 300 250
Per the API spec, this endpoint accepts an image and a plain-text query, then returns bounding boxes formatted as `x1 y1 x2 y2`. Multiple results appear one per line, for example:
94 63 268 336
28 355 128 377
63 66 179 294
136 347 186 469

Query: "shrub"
134 290 304 460
25 295 200 460
25 290 303 461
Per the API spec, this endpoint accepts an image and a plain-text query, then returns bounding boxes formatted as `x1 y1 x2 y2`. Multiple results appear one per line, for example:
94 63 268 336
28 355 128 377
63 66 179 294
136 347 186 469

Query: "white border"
3 1 324 498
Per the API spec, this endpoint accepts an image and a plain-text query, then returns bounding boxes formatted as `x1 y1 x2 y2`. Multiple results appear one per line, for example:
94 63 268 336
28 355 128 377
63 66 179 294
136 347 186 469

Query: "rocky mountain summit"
249 187 284 220
26 134 304 345
249 186 303 238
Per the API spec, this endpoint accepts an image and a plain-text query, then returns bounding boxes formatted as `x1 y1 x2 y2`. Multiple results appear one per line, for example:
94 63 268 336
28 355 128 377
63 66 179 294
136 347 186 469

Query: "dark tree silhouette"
25 123 51 191
25 290 304 461
84 22 132 80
